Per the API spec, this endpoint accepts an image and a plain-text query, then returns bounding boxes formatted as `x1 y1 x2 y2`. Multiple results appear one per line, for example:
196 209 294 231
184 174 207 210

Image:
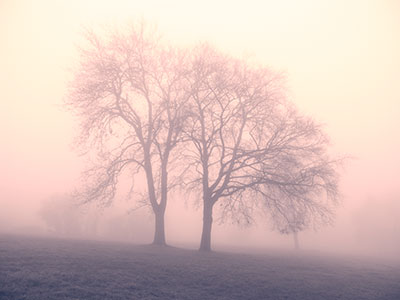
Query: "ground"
0 234 399 299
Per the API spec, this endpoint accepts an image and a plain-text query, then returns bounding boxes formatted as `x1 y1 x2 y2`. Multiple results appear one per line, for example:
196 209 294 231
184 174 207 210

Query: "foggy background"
1 0 399 260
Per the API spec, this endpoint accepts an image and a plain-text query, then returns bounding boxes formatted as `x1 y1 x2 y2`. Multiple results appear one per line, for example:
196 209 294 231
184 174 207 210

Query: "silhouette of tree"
67 23 190 245
265 197 313 250
183 45 340 251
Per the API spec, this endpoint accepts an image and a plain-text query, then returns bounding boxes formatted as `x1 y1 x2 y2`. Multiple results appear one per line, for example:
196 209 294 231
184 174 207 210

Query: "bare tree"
256 131 341 250
265 197 313 250
183 45 340 251
39 194 84 237
67 23 189 245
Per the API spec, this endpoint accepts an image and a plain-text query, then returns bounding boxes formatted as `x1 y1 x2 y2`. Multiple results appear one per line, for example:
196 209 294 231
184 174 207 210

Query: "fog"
1 0 399 261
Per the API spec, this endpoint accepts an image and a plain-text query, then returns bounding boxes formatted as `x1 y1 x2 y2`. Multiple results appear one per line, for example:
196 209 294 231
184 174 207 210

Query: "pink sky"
0 0 399 256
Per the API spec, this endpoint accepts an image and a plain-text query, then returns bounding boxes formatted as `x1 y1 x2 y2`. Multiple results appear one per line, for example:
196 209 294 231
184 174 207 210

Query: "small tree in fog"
183 45 340 251
40 195 83 237
265 198 311 250
67 23 189 245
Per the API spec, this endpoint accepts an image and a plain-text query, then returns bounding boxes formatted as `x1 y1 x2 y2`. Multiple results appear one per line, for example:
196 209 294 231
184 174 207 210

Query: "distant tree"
265 197 311 250
40 194 83 237
66 23 189 245
183 45 340 251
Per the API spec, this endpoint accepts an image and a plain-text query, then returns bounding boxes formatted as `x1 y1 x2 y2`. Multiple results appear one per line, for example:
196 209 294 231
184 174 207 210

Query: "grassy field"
0 234 399 299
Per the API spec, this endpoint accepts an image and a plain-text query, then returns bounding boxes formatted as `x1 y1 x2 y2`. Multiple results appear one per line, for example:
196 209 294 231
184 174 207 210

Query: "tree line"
66 23 341 251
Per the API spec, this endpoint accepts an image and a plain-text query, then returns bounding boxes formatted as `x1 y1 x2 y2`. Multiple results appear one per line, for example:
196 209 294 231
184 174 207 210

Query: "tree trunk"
293 231 299 250
199 200 214 251
152 209 166 246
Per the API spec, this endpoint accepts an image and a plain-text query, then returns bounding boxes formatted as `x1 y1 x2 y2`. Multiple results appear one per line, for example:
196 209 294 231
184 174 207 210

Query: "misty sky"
0 0 399 255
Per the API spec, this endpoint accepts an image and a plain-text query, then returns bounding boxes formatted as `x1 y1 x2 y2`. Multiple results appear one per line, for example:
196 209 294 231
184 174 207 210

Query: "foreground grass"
0 235 399 299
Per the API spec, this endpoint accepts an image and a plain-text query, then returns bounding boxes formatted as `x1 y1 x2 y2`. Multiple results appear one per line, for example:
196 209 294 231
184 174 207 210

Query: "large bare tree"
183 46 340 251
67 24 189 245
